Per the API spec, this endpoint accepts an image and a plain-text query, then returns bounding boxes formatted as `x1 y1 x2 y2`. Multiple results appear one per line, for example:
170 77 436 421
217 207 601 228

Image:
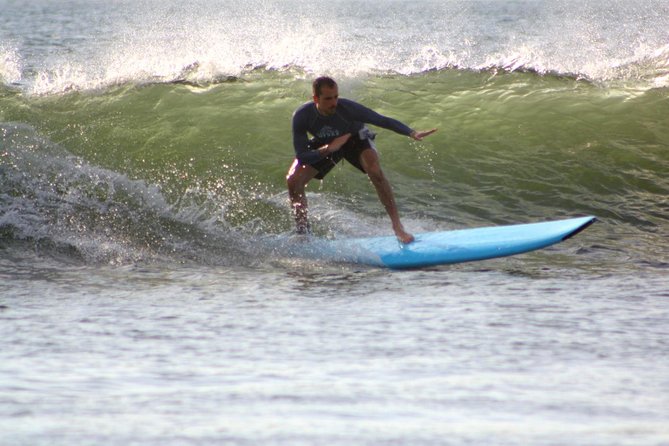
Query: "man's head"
312 76 339 116
312 76 337 97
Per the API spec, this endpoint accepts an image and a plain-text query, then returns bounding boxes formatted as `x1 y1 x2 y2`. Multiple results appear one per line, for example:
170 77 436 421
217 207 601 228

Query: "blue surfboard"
283 216 596 269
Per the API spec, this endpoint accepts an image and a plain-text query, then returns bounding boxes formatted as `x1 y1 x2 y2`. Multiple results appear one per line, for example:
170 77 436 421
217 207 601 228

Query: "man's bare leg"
359 149 415 244
286 159 319 233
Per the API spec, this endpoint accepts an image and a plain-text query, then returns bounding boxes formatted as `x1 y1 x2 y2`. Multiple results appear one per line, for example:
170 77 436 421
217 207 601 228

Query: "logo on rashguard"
316 126 340 140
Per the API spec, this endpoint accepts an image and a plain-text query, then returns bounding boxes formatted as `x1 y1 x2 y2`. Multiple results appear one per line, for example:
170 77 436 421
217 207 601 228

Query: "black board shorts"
309 134 375 180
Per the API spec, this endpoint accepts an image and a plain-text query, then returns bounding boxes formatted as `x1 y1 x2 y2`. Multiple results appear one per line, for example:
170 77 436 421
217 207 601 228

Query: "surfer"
286 76 437 244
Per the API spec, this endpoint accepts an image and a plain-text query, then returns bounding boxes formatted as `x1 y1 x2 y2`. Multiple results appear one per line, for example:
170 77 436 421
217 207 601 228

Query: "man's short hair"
313 76 337 97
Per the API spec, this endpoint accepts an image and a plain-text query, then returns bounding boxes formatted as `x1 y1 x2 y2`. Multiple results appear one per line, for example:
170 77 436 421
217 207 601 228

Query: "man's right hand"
322 133 352 155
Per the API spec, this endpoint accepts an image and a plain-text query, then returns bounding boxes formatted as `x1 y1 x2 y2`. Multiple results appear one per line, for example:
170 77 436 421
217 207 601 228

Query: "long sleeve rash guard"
292 98 414 165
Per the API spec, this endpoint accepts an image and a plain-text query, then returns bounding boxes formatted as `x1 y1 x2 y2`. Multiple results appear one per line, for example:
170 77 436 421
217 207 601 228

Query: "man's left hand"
410 129 438 141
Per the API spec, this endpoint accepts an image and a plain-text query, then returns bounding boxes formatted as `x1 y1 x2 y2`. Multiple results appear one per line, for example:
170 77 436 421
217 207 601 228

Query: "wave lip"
15 53 669 96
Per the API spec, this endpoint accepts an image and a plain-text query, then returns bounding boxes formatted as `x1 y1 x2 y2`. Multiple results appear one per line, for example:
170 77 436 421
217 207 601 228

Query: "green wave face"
2 70 668 267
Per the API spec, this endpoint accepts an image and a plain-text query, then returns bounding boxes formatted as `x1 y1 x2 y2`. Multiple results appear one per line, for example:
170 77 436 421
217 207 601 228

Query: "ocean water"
1 0 668 445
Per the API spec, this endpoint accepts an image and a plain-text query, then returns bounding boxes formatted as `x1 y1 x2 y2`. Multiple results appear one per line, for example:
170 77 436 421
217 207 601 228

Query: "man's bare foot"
395 227 415 244
295 221 311 235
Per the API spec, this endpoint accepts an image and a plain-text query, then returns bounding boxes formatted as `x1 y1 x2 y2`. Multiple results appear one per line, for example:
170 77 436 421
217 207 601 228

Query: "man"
286 76 437 244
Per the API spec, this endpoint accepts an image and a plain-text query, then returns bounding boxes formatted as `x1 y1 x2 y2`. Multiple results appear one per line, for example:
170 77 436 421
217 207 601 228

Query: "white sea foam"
2 0 666 95
0 44 21 85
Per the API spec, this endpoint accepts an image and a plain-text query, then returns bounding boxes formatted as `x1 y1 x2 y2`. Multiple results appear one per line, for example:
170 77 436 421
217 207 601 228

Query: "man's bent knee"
360 149 382 173
286 160 317 193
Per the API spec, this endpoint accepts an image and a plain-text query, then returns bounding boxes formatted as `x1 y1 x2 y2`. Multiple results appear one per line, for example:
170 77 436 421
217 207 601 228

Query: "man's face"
314 85 339 116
